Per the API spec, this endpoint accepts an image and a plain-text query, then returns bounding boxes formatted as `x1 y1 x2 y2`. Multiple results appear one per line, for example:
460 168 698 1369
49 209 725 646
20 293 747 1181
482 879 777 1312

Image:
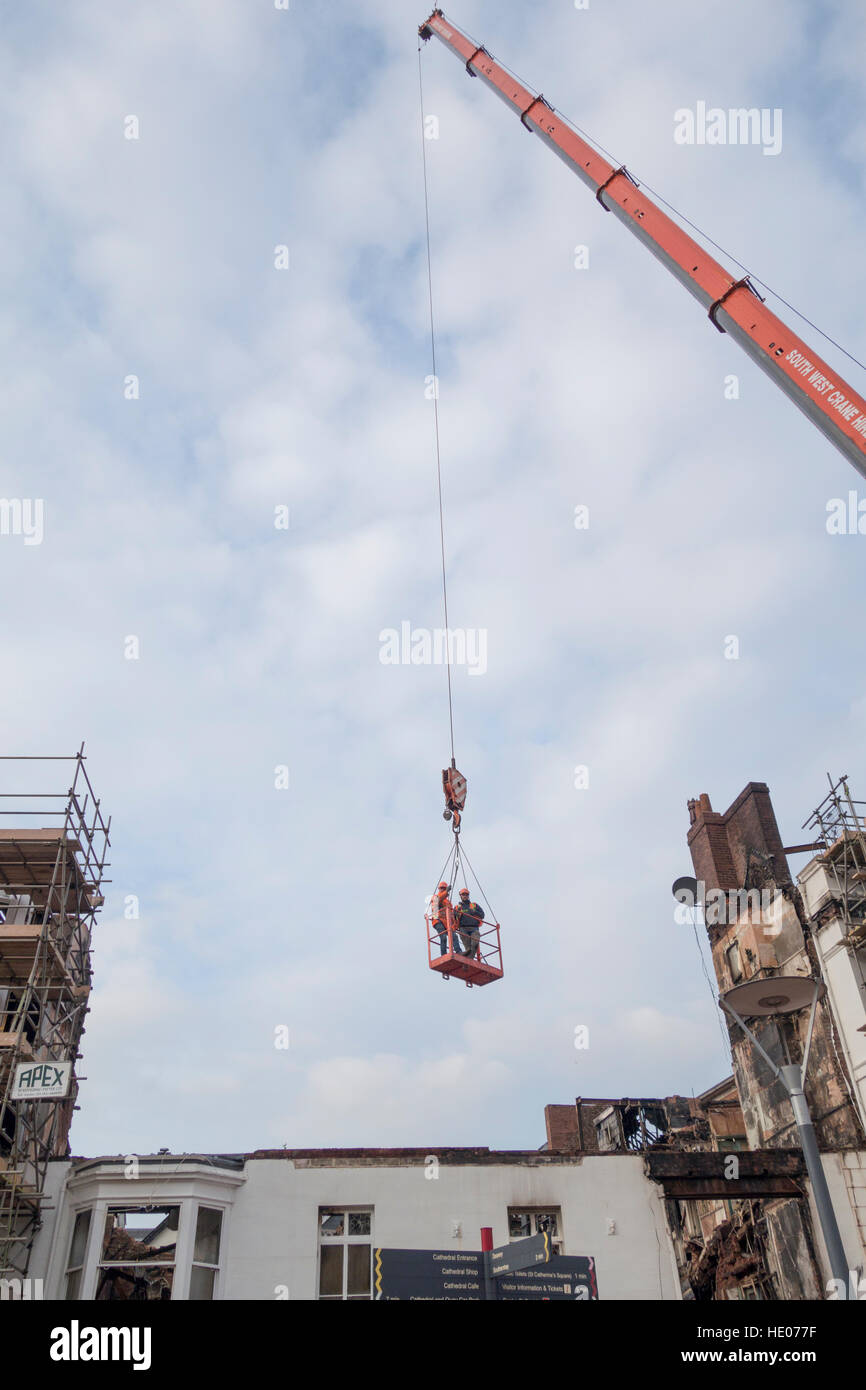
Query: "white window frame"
596 1111 622 1152
63 1206 93 1300
188 1204 225 1301
317 1207 374 1301
507 1207 563 1256
726 940 743 983
90 1200 183 1301
50 1162 242 1301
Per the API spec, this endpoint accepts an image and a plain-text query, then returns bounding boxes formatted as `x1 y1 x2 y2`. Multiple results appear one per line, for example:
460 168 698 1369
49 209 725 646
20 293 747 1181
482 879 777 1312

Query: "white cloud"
1 0 862 1156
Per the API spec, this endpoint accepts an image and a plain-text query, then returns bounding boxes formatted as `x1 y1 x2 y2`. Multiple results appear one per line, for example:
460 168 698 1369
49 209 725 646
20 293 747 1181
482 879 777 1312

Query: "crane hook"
442 763 467 835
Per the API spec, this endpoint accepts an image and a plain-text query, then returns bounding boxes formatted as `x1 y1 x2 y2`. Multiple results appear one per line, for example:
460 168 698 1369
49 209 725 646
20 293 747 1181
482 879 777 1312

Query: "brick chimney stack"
687 782 791 893
687 792 737 892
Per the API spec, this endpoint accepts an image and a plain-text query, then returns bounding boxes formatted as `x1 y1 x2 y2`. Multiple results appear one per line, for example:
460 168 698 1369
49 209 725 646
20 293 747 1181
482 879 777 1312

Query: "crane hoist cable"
459 841 498 926
418 40 502 991
419 41 470 850
418 43 456 769
430 837 495 921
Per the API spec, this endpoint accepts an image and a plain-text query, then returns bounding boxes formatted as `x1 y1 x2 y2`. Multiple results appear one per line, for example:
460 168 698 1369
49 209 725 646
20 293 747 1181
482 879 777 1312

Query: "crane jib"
419 10 866 480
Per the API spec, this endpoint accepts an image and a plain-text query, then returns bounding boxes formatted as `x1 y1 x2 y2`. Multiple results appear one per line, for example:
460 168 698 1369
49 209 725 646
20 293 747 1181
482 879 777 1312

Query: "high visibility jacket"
456 900 483 929
433 888 452 924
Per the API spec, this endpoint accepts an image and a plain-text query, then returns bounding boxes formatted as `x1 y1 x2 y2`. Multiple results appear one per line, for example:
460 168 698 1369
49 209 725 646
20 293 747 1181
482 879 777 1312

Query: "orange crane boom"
419 9 866 480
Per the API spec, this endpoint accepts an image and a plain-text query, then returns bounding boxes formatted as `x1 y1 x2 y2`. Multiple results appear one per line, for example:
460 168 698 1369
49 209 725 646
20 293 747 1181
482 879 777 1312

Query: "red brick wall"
545 1104 579 1151
687 783 790 893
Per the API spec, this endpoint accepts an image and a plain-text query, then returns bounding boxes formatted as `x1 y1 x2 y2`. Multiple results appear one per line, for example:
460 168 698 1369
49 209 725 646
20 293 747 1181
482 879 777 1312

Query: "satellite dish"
721 975 825 1017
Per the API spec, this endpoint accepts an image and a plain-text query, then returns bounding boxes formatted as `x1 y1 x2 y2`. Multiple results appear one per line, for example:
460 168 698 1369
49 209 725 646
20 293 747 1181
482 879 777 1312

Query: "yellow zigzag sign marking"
373 1236 546 1299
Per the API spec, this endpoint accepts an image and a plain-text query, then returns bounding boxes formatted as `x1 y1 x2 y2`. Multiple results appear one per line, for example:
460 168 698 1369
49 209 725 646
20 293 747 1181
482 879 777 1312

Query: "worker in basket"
455 888 484 960
432 881 453 956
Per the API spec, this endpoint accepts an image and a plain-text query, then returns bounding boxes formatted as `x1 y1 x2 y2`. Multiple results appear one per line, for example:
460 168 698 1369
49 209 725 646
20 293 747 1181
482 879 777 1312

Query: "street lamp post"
719 974 849 1291
672 875 851 1295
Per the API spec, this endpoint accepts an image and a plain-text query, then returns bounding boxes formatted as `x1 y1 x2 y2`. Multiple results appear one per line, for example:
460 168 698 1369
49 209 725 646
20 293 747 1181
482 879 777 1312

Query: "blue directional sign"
496 1255 598 1300
374 1248 484 1300
488 1231 550 1277
372 1244 597 1300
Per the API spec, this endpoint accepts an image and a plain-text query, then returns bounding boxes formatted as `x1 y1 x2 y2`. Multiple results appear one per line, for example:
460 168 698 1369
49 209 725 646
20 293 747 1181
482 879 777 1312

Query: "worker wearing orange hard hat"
455 887 483 960
432 881 453 957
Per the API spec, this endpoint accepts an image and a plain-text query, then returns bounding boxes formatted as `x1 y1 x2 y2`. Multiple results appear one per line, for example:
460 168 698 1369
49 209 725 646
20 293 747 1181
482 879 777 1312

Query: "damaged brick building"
544 1083 820 1299
686 781 864 1154
543 777 866 1300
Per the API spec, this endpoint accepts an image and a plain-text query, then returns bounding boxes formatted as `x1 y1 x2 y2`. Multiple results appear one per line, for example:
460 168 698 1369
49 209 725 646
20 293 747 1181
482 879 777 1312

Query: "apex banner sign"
11 1061 72 1101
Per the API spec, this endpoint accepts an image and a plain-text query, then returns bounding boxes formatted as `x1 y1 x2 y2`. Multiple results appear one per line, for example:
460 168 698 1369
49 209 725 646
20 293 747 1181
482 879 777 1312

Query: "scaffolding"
803 773 866 950
0 748 110 1279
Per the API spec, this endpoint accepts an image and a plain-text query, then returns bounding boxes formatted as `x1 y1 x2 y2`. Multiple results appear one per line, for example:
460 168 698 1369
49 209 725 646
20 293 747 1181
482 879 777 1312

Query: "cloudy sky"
2 0 865 1156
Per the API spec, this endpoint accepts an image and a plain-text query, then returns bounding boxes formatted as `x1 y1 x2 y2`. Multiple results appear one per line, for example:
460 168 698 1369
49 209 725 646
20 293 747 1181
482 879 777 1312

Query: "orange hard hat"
438 881 449 890
459 888 470 896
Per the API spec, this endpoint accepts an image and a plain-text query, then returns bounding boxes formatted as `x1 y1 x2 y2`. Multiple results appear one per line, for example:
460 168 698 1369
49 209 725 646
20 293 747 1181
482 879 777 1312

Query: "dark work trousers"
459 923 480 959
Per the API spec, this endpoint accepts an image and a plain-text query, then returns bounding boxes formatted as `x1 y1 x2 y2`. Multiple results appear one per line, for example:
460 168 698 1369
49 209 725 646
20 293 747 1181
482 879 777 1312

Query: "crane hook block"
442 766 467 830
